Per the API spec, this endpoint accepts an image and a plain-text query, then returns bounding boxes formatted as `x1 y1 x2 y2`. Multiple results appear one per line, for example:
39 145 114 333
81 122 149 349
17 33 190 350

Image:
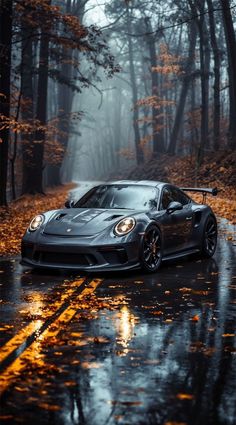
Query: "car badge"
67 228 72 232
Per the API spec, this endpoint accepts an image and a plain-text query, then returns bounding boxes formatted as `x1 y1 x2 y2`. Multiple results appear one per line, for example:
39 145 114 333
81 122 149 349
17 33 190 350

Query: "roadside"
0 184 75 256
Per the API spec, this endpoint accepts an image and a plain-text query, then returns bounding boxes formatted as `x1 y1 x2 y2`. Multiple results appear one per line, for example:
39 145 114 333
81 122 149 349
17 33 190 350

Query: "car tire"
201 215 217 258
140 225 162 273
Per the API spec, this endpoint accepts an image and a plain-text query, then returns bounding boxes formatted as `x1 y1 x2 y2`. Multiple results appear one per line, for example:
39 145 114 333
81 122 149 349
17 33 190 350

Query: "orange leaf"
176 393 194 400
222 333 235 337
38 403 61 411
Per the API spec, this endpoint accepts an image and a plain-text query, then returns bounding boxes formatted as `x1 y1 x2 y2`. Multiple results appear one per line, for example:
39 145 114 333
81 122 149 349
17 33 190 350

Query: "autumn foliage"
0 184 75 255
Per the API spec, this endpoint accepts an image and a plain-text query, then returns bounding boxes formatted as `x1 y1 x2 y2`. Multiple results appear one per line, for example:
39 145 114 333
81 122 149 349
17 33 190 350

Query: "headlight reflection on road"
115 305 138 352
20 291 46 368
25 291 46 319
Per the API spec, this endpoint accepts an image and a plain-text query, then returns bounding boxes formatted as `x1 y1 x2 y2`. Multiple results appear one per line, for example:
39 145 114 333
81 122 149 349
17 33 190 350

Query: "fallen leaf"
191 315 199 322
192 290 210 296
176 393 194 400
222 333 235 337
179 287 192 293
64 381 77 387
14 386 29 392
71 360 80 365
81 362 101 369
38 403 61 411
70 332 83 337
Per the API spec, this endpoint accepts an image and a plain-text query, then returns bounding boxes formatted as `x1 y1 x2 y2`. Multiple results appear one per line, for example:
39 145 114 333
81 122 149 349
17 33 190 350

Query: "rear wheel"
141 225 162 273
201 216 217 258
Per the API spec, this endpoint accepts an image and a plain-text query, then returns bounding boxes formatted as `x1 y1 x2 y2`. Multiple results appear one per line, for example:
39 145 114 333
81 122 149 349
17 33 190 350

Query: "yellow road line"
0 278 103 396
0 278 86 365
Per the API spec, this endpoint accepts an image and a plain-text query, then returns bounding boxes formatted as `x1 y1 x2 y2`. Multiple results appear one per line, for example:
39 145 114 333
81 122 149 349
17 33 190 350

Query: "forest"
0 0 236 207
0 3 236 421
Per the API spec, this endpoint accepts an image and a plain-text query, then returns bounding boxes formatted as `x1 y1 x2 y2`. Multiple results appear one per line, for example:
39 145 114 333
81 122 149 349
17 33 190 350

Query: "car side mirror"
166 201 183 214
149 199 158 209
65 200 75 208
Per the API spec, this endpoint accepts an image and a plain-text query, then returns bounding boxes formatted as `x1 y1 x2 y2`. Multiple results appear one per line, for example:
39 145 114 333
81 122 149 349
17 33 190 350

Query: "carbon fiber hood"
43 208 133 236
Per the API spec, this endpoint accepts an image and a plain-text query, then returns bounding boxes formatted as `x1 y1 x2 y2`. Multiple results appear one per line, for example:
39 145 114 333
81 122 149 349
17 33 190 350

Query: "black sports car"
21 181 218 273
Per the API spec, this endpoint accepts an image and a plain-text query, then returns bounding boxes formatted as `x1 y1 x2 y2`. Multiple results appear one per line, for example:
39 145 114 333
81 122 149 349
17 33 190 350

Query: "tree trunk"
168 22 197 155
188 0 210 164
220 0 236 150
144 17 165 154
126 5 144 165
113 87 122 169
32 26 50 193
0 0 13 206
21 0 51 194
21 23 34 194
198 5 210 164
207 0 221 151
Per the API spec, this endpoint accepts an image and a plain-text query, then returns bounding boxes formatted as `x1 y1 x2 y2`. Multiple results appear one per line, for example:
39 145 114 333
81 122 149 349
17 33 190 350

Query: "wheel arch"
200 212 218 258
139 222 163 273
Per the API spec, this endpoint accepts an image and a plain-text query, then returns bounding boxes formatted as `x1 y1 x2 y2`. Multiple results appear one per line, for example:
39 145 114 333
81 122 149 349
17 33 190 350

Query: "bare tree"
0 0 13 205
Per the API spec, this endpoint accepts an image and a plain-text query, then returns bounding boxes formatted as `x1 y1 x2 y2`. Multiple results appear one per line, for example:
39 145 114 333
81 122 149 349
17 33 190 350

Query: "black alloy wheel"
201 216 217 258
141 225 162 272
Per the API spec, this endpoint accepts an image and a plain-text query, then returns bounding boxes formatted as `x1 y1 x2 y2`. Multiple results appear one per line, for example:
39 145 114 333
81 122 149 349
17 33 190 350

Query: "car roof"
105 180 166 189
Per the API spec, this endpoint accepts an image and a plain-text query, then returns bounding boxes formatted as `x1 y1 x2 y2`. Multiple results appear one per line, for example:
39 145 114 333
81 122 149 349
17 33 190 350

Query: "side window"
172 188 190 206
160 187 175 210
160 186 190 210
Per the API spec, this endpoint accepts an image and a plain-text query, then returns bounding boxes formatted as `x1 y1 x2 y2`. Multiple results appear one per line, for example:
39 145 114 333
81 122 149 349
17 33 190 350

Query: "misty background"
1 0 236 205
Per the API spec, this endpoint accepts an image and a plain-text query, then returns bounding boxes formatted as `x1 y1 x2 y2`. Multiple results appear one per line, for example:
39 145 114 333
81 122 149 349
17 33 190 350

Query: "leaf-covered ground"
0 150 235 257
0 184 75 256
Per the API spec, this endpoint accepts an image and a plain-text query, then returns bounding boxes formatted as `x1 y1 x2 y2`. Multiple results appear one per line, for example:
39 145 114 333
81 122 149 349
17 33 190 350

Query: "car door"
159 185 193 254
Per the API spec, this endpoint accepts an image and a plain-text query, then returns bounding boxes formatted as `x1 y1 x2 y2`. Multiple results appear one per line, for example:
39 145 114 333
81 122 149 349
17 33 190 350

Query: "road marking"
0 278 86 365
0 278 103 396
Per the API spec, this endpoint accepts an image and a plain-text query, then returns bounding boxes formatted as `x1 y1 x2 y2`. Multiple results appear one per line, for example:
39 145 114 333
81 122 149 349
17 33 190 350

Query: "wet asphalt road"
0 187 236 425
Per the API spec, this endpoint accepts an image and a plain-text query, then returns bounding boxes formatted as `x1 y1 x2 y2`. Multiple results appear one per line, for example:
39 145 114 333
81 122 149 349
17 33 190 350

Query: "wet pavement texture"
0 220 236 425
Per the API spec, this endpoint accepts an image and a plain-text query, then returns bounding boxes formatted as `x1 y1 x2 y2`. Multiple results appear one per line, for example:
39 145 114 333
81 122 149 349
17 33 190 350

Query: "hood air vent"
104 215 123 221
55 213 67 221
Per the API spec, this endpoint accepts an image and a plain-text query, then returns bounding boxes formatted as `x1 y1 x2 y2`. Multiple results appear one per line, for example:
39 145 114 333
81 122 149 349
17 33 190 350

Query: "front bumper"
21 235 140 271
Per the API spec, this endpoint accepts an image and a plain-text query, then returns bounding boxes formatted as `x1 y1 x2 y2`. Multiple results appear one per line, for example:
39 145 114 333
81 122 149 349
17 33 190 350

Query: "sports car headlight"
29 215 44 232
114 217 136 236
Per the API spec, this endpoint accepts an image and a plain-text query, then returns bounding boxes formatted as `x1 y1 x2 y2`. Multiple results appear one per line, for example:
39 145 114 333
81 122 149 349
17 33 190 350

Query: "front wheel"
201 215 217 258
140 225 162 273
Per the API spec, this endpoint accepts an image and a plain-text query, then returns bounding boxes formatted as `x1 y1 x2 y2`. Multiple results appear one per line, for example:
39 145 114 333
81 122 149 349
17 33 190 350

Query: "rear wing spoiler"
181 187 220 203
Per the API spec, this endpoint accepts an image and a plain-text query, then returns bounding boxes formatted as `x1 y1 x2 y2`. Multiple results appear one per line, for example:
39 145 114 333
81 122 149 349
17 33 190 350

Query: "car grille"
22 242 129 268
33 251 97 266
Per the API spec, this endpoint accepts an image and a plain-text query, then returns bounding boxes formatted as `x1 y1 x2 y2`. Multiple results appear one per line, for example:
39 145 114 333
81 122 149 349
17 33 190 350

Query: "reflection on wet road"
0 222 235 425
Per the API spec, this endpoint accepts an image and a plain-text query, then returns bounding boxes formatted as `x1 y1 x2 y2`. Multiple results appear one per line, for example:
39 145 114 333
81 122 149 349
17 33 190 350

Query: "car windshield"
74 185 159 210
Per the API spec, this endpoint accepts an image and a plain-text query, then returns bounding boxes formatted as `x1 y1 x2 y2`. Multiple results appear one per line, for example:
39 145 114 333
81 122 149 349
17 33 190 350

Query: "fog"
1 0 235 203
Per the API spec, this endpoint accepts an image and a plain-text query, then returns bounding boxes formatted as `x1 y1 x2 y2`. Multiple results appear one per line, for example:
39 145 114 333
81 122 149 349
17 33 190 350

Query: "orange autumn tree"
136 43 183 158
